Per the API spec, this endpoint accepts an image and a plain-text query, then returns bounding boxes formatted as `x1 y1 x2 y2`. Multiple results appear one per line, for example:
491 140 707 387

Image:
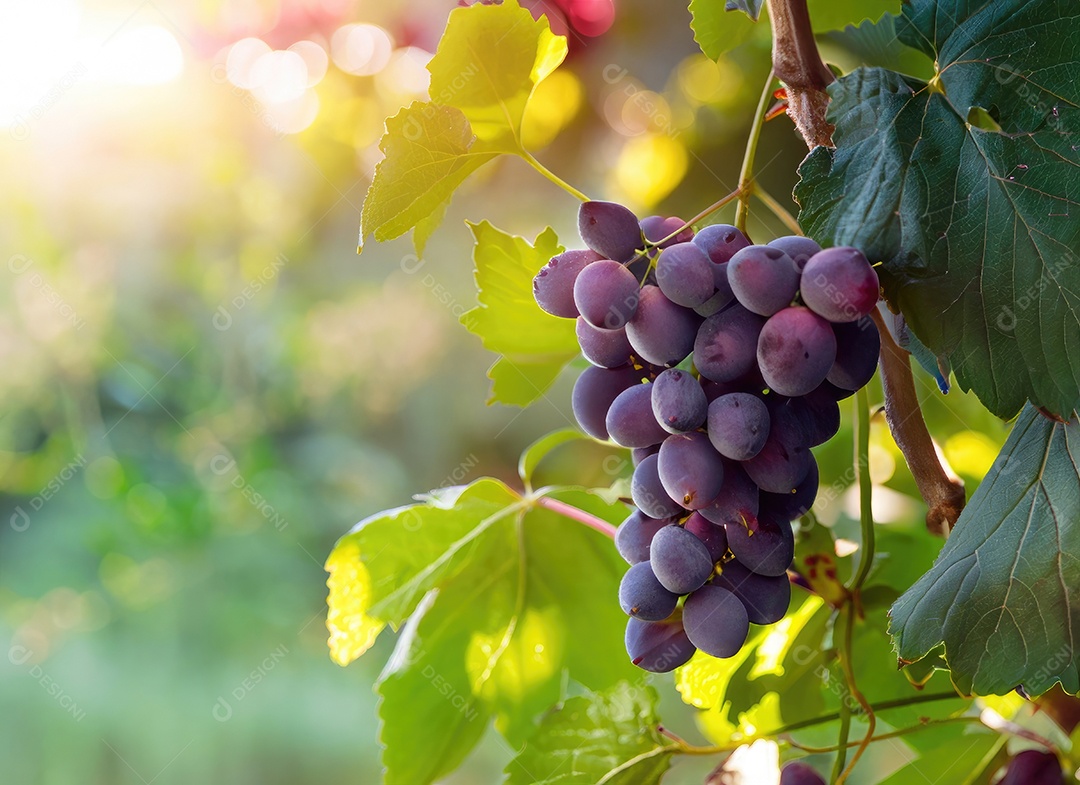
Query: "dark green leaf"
890 405 1080 696
796 0 1080 419
505 683 672 785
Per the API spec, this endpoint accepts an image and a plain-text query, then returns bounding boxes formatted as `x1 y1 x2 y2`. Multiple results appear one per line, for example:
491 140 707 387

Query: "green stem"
753 187 803 235
789 715 983 755
520 149 590 202
851 385 875 591
650 187 743 248
831 684 852 782
735 69 776 234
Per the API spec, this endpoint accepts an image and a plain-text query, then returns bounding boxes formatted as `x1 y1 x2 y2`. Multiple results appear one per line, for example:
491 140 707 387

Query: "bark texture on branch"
872 309 967 536
767 0 835 148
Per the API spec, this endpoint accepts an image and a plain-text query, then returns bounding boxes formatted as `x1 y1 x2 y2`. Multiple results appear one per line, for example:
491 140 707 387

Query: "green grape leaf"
890 405 1080 696
876 726 1003 785
724 0 764 22
505 683 672 785
460 221 580 407
796 0 1080 419
690 0 758 59
359 0 568 250
359 103 498 249
428 0 567 153
518 428 590 487
325 479 637 785
806 0 899 33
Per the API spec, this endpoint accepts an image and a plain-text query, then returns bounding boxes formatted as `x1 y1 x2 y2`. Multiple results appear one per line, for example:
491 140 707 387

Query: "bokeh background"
0 1 1007 783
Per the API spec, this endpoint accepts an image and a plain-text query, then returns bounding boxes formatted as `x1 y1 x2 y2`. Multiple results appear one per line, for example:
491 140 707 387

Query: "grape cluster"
533 200 881 672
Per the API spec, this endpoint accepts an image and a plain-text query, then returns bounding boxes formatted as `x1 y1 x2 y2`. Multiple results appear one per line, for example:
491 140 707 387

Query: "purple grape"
800 246 880 322
727 245 801 316
579 201 643 263
783 386 841 447
619 560 678 620
760 454 818 520
574 259 641 330
576 317 633 368
767 236 821 272
713 559 791 624
707 392 771 460
828 315 881 391
758 306 837 396
625 616 696 672
631 453 685 519
658 432 726 510
700 370 765 403
641 215 693 249
650 524 715 594
693 223 751 266
606 382 668 448
998 750 1064 785
631 444 660 466
651 368 708 434
698 460 760 526
779 762 827 785
742 402 811 493
694 305 766 383
571 365 642 440
724 509 795 577
533 249 603 318
625 285 700 367
656 242 715 307
682 585 749 658
684 512 729 562
616 509 672 565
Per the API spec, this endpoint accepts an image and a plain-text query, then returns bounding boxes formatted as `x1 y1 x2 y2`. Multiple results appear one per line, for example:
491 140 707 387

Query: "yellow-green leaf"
429 0 568 152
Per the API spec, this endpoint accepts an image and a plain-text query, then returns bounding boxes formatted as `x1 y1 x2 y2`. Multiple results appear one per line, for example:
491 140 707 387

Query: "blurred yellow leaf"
325 538 385 666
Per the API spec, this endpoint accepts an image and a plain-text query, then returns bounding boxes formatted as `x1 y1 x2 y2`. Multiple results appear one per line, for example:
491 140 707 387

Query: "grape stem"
766 0 835 148
532 494 617 539
790 715 984 754
753 186 803 235
735 69 777 234
519 148 590 202
649 187 744 249
870 308 966 536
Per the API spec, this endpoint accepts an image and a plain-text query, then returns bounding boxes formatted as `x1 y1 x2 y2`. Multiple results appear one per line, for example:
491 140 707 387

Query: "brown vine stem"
532 495 617 539
766 0 834 149
871 308 967 536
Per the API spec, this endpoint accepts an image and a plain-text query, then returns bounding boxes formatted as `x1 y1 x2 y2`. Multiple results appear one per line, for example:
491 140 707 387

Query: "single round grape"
574 259 641 330
631 453 685 519
684 512 729 562
656 242 715 307
707 392 771 460
631 444 660 466
693 223 751 267
625 616 696 672
779 762 827 785
533 249 603 318
760 454 818 521
784 386 841 447
625 285 701 366
658 432 726 510
727 244 801 316
606 382 668 448
694 305 766 383
724 510 795 577
571 365 642 440
713 559 791 624
767 236 822 273
698 460 760 526
640 215 693 249
576 317 633 368
619 561 678 620
650 524 715 594
800 246 880 322
741 403 811 493
579 200 643 263
682 585 750 658
828 315 881 391
615 509 672 565
998 749 1064 785
651 368 708 434
758 306 838 396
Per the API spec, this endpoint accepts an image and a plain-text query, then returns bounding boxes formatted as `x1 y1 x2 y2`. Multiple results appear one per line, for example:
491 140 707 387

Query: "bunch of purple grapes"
533 201 881 673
